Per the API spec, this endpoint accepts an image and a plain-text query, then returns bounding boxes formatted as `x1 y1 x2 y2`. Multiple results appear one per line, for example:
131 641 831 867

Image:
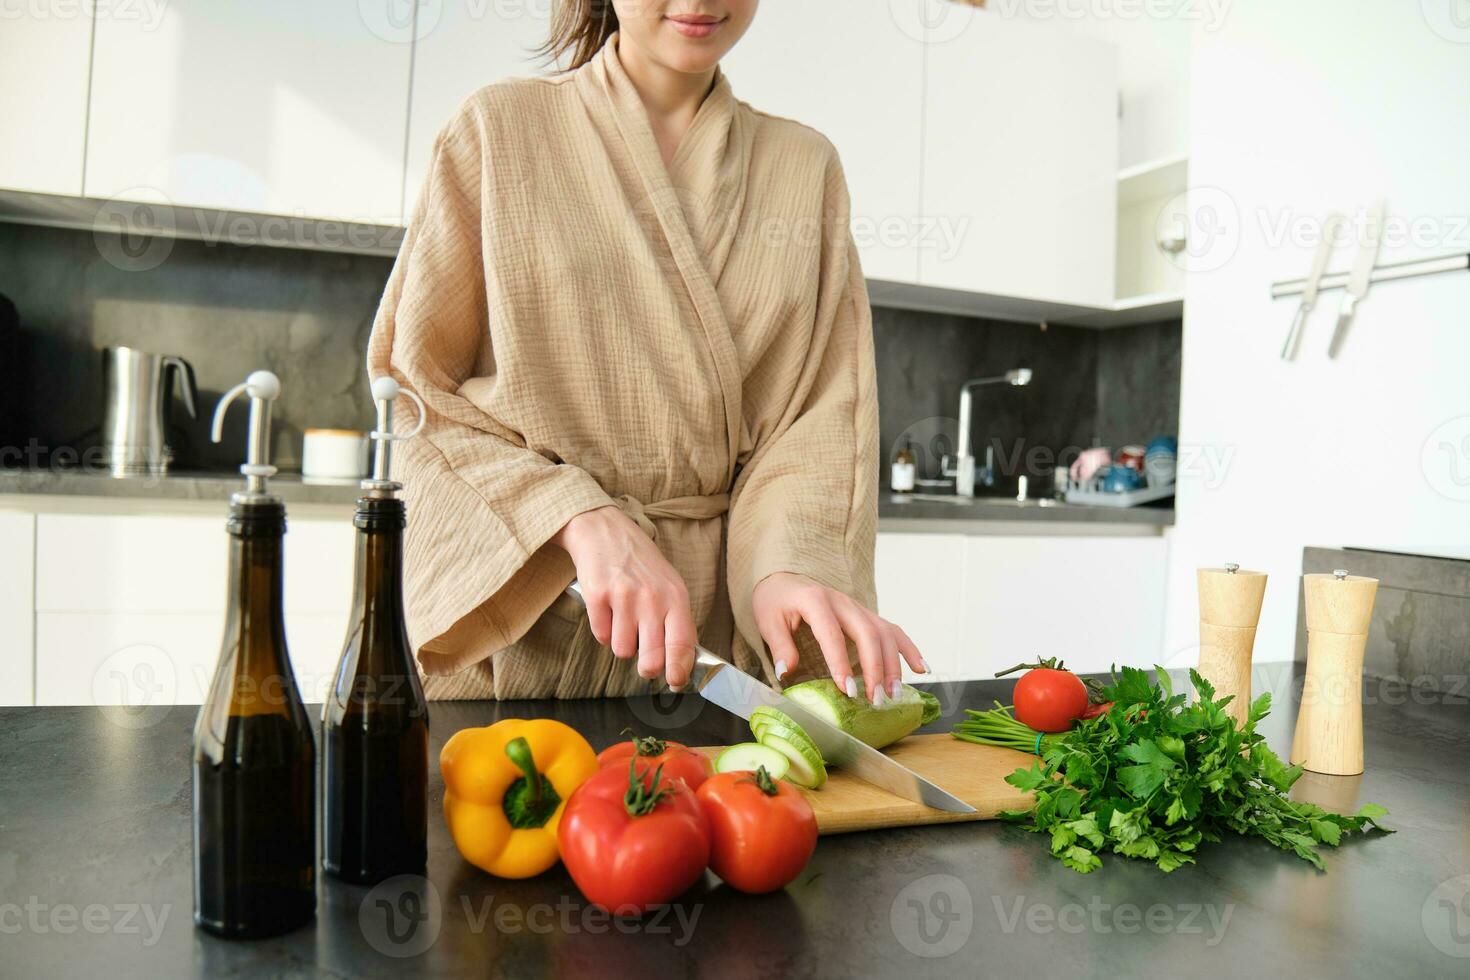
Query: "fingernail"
774 659 789 678
872 685 886 706
890 679 902 699
919 658 931 674
844 676 858 698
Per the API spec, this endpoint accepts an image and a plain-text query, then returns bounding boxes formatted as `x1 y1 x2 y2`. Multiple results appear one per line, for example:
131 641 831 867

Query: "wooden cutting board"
696 734 1038 835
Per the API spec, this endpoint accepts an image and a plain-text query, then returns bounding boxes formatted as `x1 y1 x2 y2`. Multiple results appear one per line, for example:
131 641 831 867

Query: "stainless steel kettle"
101 346 198 476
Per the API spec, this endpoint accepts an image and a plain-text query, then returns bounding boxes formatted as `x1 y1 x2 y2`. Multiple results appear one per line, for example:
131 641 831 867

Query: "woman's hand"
752 572 927 702
552 506 697 690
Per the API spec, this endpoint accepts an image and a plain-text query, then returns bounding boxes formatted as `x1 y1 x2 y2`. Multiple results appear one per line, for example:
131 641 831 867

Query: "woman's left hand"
751 573 927 703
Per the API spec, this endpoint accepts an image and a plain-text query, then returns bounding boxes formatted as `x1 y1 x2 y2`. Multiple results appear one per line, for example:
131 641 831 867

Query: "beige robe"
366 36 878 699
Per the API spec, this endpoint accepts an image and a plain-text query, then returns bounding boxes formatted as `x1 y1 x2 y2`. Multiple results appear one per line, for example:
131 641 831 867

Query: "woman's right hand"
551 506 698 691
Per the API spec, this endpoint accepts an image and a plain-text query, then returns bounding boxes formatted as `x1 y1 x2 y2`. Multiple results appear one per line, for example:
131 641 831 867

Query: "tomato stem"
995 656 1066 678
623 760 673 817
738 765 781 796
618 727 669 758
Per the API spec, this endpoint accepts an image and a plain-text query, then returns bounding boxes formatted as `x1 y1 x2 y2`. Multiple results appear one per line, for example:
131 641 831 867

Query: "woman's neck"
615 37 716 167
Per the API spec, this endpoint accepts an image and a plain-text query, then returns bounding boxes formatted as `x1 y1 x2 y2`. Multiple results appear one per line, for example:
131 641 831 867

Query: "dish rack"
1064 482 1175 508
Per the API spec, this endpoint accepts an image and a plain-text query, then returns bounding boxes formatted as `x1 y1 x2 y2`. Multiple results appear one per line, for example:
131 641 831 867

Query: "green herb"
989 666 1391 873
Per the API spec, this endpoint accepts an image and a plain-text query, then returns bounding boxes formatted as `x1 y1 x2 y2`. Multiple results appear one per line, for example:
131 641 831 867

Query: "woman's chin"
656 47 728 76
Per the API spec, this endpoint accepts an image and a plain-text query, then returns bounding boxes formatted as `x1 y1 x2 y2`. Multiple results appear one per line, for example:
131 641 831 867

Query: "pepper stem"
505 736 541 808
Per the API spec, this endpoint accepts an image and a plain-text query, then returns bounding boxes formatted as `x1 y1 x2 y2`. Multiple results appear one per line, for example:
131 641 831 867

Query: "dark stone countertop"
0 470 1171 528
0 467 362 507
878 491 1174 528
1 668 1466 978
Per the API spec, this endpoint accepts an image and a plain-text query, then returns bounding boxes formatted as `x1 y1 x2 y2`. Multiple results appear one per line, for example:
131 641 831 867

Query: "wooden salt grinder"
1290 569 1379 776
1197 563 1268 727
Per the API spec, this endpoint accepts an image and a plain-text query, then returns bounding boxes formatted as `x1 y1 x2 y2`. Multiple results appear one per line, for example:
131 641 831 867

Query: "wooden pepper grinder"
1197 563 1268 727
1290 569 1379 776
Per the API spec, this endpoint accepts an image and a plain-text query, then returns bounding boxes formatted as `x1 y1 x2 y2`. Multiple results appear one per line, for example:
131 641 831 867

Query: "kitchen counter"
0 470 1173 531
1 667 1465 978
878 491 1173 533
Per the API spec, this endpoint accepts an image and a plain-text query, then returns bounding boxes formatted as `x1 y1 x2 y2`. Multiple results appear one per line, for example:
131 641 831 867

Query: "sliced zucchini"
760 732 827 789
715 743 791 779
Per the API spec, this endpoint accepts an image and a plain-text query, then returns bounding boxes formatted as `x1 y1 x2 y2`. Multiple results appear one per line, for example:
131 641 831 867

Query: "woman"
367 1 927 702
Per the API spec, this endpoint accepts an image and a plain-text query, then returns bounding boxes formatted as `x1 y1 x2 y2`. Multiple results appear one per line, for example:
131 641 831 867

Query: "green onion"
951 702 1063 756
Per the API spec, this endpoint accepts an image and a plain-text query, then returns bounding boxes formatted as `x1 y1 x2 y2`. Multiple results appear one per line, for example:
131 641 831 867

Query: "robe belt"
614 492 731 541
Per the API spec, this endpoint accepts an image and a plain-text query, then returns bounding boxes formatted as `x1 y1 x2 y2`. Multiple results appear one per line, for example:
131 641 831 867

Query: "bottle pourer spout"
363 376 426 495
211 370 281 499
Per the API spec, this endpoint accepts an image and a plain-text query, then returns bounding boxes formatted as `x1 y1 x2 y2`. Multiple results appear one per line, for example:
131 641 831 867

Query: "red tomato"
558 762 711 913
1080 701 1113 720
696 767 817 894
597 734 712 791
1012 668 1089 733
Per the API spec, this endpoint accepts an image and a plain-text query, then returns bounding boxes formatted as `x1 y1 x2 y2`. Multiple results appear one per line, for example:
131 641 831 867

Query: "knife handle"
563 582 732 692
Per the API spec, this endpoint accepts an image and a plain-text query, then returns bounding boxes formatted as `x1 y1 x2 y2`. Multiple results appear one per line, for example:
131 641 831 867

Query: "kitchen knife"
564 583 976 813
1280 212 1343 360
1329 201 1386 359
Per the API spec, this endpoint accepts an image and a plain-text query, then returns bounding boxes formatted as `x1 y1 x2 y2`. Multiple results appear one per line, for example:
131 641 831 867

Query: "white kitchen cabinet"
33 512 355 706
0 11 91 196
722 1 927 283
874 532 968 681
85 1 412 224
0 512 36 706
402 0 551 215
959 535 1166 677
920 6 1118 308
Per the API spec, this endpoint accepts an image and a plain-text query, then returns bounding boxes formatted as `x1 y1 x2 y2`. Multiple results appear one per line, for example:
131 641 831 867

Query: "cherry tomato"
1080 701 1113 720
696 766 817 894
1012 667 1089 733
558 762 710 913
597 733 712 791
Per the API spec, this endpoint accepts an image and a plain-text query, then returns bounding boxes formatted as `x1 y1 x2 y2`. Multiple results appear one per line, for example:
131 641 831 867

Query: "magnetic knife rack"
1271 251 1469 299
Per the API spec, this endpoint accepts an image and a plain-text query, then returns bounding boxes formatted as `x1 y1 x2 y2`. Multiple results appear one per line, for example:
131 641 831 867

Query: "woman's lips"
664 14 726 39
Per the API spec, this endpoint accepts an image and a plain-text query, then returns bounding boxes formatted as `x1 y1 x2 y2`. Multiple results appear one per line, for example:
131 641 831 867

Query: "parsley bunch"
999 666 1390 873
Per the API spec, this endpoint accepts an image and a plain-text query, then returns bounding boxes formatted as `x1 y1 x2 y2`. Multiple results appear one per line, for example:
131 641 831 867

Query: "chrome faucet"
942 368 1032 496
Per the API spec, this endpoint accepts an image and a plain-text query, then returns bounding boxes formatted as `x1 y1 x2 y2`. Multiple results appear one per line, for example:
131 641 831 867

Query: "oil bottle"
321 377 430 884
193 370 316 938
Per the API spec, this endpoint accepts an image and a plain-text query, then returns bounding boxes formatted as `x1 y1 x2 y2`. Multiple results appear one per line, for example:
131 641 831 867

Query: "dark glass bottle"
193 500 316 939
322 494 429 884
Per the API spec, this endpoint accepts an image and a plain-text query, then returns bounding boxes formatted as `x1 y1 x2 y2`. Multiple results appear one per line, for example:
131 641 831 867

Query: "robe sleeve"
725 154 880 681
367 104 615 676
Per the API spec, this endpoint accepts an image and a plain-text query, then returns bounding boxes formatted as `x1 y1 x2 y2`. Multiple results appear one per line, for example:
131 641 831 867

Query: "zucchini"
747 707 828 789
782 679 934 749
715 743 791 779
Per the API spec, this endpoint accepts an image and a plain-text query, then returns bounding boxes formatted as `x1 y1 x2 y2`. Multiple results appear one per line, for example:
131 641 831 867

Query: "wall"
1162 1 1470 668
0 223 389 471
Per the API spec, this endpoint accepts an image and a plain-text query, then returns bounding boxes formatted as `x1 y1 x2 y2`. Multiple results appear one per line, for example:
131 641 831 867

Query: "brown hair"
542 0 619 72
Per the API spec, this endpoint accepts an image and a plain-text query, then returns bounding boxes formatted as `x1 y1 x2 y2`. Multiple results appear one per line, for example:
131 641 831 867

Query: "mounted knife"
1329 200 1386 359
1281 212 1343 360
564 582 975 813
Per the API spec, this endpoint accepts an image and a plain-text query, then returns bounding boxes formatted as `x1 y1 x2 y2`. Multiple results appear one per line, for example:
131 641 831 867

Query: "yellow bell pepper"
440 718 598 879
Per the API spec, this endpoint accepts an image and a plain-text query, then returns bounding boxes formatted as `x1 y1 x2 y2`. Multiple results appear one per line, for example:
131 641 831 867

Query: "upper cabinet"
722 2 927 284
402 3 551 214
920 6 1118 308
85 1 412 224
0 13 92 196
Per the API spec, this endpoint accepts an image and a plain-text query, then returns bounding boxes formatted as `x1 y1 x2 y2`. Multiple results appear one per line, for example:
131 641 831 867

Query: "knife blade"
1281 212 1343 360
564 583 976 813
1329 200 1385 359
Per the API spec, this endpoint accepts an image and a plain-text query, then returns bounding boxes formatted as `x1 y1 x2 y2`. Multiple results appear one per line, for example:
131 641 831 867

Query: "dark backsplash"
1 222 1180 481
0 222 390 471
872 306 1181 493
